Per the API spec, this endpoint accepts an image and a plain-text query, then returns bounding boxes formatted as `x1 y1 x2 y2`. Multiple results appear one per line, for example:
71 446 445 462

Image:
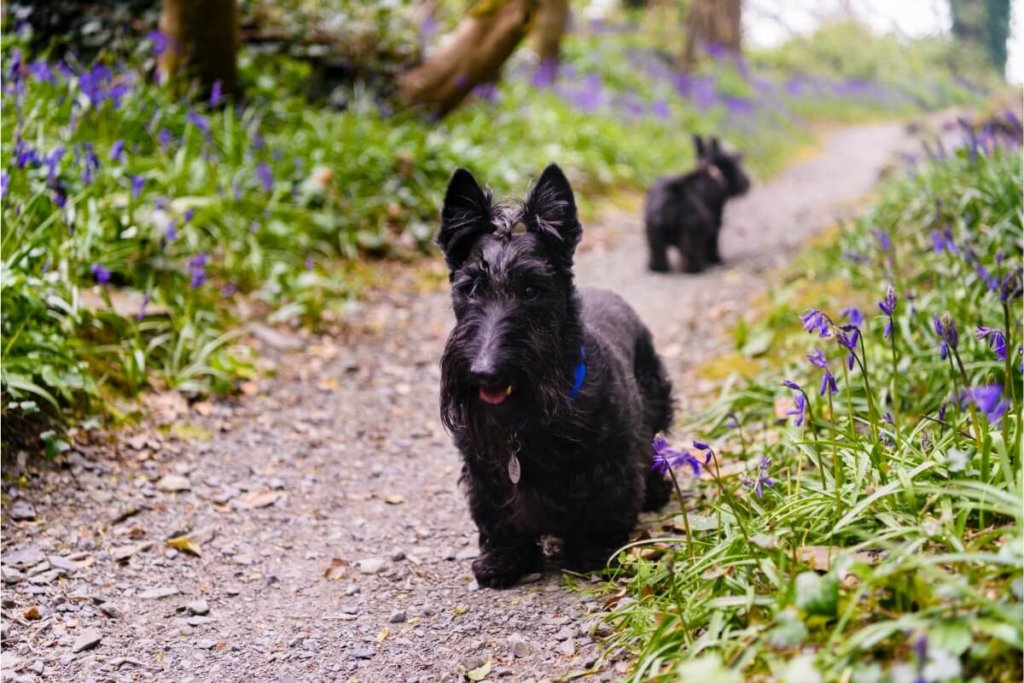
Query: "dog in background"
644 134 750 274
437 164 674 588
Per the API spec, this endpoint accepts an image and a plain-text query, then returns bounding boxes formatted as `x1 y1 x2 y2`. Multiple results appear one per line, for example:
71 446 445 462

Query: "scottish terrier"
644 134 750 273
437 164 674 588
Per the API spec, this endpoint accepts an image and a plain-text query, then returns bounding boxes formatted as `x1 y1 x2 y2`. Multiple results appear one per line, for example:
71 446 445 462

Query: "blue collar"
568 346 587 400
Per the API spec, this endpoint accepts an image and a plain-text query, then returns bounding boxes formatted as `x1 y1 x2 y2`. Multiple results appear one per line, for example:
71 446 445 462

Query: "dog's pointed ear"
709 136 722 155
692 134 707 159
438 168 493 271
523 164 581 265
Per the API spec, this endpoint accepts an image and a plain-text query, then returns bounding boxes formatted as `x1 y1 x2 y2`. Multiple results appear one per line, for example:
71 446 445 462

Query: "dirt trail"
1 120 924 683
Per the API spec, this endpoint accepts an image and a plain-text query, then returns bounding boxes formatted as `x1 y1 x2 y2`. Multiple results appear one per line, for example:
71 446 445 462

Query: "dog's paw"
472 554 529 589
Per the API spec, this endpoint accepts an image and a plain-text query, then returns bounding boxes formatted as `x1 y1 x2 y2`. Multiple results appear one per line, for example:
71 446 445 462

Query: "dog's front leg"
464 476 542 588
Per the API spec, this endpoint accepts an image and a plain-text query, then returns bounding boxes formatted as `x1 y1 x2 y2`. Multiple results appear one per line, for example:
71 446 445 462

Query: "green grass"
597 126 1023 682
0 16 996 450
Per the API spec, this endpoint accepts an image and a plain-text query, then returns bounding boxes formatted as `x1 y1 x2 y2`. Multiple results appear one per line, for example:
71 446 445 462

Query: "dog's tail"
634 328 675 512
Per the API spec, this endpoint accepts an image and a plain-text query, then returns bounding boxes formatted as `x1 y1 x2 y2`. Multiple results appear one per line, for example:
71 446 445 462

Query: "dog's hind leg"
646 223 671 273
706 226 723 264
633 328 675 511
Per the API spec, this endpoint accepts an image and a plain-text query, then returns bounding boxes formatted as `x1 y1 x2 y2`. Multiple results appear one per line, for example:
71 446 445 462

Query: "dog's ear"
523 163 581 266
709 136 722 155
692 134 707 159
438 168 493 271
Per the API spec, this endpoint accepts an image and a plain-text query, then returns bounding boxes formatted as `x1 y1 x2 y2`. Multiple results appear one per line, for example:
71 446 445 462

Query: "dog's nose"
469 358 500 386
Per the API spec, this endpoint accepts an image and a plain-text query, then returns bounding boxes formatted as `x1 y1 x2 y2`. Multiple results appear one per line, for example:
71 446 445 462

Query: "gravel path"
1 120 927 683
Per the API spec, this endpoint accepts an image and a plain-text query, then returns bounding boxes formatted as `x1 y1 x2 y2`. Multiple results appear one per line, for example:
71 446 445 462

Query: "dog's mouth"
478 384 513 406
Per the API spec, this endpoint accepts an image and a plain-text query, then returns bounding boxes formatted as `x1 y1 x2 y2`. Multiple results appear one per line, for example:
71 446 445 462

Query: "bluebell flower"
188 253 208 289
256 163 273 193
131 175 145 201
183 209 196 224
836 326 860 370
745 456 775 498
109 139 125 162
807 349 828 369
962 385 1008 424
158 129 173 148
878 286 896 338
976 326 1007 361
0 172 8 200
933 313 958 360
148 29 170 57
782 378 803 392
692 441 714 464
186 111 210 134
28 59 55 84
135 292 150 322
91 263 111 284
800 309 831 338
840 306 864 327
1000 271 1022 303
786 392 806 427
209 79 223 106
872 229 891 252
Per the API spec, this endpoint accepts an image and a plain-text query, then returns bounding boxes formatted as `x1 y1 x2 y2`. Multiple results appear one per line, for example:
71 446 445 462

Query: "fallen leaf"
23 606 41 620
384 495 406 505
239 381 260 396
602 587 628 610
192 401 214 416
165 536 202 557
797 546 885 571
466 660 492 681
375 627 390 643
323 558 347 581
232 490 283 509
317 377 339 392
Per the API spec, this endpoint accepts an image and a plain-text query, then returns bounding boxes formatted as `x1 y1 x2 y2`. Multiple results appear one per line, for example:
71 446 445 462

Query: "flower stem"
666 468 695 564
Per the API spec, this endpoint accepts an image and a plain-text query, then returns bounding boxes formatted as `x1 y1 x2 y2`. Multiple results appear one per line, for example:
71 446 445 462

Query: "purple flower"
78 143 101 185
725 414 740 430
90 263 111 284
183 209 196 224
746 456 775 498
786 393 806 427
164 221 178 242
938 402 947 421
650 99 671 120
933 313 958 360
305 257 314 270
148 30 170 57
28 59 55 84
53 189 67 208
882 412 894 425
188 253 208 289
0 172 8 200
807 349 828 369
878 286 896 338
872 229 891 252
651 435 676 475
135 292 150 322
999 271 1022 303
836 327 860 370
109 139 126 162
976 326 1007 361
158 129 173 148
800 309 832 338
220 283 237 297
131 175 145 200
256 163 273 193
186 111 210 134
692 441 714 464
782 378 803 392
209 80 223 106
962 385 1008 424
819 371 838 396
930 229 955 254
841 307 864 327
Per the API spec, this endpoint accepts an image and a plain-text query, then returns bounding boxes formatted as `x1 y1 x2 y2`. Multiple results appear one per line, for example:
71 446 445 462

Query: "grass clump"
603 117 1023 682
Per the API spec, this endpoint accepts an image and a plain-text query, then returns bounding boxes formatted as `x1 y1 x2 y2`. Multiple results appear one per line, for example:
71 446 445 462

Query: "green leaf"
928 620 971 656
466 660 491 681
675 654 742 683
794 571 839 618
769 608 809 647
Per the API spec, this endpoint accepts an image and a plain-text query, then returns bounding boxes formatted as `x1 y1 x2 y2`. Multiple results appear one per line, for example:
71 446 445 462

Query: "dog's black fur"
437 164 674 588
644 134 750 274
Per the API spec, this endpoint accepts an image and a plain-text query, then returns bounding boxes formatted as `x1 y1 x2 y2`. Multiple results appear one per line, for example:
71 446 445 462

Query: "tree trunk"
531 0 569 79
950 0 1010 76
398 0 537 117
159 0 240 99
677 0 742 71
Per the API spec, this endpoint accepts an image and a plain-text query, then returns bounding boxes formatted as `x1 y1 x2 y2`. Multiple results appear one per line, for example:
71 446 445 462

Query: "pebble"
353 647 375 660
455 547 478 561
388 609 407 624
460 655 486 671
72 629 103 653
390 550 406 562
507 634 534 659
155 474 191 492
185 599 210 615
441 548 456 561
553 627 573 641
100 603 123 619
1 568 26 584
556 640 576 657
28 570 62 585
357 558 385 575
196 639 217 650
9 502 36 521
139 587 179 600
47 555 80 573
187 616 211 627
3 547 45 568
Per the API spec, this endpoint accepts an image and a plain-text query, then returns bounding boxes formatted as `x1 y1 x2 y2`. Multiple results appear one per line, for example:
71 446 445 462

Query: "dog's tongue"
479 385 512 406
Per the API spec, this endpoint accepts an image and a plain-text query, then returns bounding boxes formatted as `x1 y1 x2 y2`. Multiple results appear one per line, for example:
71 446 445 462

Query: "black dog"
437 164 674 588
644 134 750 273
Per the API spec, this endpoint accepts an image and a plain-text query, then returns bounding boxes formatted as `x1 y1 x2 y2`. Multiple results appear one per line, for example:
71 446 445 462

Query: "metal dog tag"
508 454 521 484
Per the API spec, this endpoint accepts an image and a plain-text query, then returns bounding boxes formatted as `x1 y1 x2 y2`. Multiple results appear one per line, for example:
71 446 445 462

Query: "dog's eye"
523 285 537 300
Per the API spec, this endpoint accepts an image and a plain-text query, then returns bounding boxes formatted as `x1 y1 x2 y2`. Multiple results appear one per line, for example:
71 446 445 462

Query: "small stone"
461 655 486 671
344 584 360 596
187 616 210 627
1 568 26 584
388 609 407 624
155 474 191 492
357 558 385 575
28 660 43 675
353 647 375 660
47 555 80 573
390 550 406 562
3 547 45 568
553 627 573 642
184 599 210 616
508 634 534 659
28 570 61 585
9 502 36 521
196 639 217 650
455 547 478 561
519 572 543 584
72 629 102 653
556 640 576 657
441 548 456 561
139 586 179 600
110 542 152 562
99 603 123 619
